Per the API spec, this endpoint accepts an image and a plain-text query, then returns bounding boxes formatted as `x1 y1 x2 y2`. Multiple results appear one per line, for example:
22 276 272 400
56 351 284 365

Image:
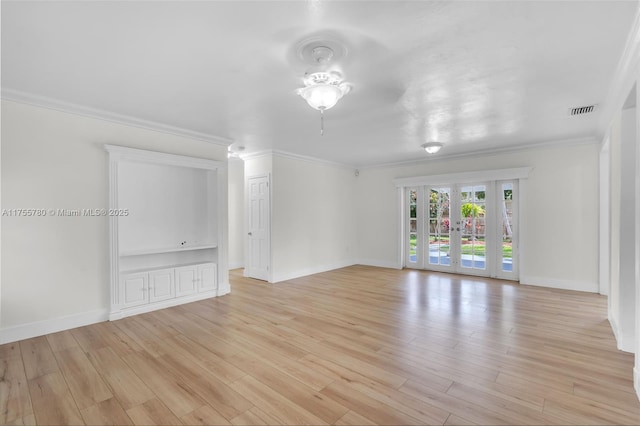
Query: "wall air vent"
569 105 596 116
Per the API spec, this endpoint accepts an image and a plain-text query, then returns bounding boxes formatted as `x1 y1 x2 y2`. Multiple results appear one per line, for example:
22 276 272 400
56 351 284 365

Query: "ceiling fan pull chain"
320 108 324 136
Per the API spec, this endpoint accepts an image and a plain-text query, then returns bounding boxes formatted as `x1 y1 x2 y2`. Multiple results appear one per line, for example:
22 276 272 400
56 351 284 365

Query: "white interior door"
247 175 270 281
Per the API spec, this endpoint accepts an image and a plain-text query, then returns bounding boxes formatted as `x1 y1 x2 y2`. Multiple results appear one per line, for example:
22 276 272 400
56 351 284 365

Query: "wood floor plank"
230 406 282 426
153 352 253 420
125 398 182 426
319 380 425 425
2 266 639 425
227 350 349 424
399 378 530 425
0 343 22 361
573 382 640 415
71 325 110 353
85 347 155 410
19 337 58 380
180 404 231 425
444 413 477 425
169 319 242 359
334 410 377 425
45 331 79 353
79 397 133 425
28 372 83 425
122 352 204 418
5 414 36 425
229 375 327 425
96 322 144 357
309 355 450 425
113 319 167 358
445 381 565 425
163 335 246 385
53 347 112 410
0 358 33 424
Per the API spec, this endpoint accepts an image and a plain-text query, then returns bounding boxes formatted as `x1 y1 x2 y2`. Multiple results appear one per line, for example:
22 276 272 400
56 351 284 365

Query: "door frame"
395 167 532 280
244 173 272 282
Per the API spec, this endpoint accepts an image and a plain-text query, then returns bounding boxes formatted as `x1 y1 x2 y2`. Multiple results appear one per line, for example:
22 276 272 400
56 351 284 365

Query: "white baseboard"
227 261 244 270
356 259 403 269
218 281 231 296
519 275 599 293
609 312 621 344
271 260 357 283
607 312 635 353
109 290 225 321
0 309 109 344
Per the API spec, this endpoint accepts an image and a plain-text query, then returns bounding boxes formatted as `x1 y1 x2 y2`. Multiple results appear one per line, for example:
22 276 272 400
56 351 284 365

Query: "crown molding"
240 136 597 170
239 149 273 161
241 149 353 169
358 136 599 170
596 3 640 139
104 144 224 170
1 88 232 146
393 167 533 188
271 149 353 169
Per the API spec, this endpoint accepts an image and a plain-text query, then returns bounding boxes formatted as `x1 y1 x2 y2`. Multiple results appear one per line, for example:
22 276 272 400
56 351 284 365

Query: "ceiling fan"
294 38 352 135
286 30 407 135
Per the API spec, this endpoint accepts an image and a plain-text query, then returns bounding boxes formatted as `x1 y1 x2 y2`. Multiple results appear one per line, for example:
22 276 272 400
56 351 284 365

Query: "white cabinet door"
198 263 217 292
149 268 174 302
122 272 148 308
175 266 198 297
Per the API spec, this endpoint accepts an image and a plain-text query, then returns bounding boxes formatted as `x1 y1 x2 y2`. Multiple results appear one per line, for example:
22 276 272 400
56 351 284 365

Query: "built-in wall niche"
117 161 217 255
105 144 229 320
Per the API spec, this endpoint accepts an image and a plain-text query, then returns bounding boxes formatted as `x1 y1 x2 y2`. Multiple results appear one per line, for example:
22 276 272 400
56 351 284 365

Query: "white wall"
1 100 226 336
356 142 601 292
610 113 622 337
636 83 640 400
228 159 245 269
607 106 637 353
270 154 357 282
620 106 637 352
243 152 357 283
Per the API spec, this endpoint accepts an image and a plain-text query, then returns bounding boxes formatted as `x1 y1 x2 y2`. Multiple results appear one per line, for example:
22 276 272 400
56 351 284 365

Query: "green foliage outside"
461 202 485 218
411 234 513 258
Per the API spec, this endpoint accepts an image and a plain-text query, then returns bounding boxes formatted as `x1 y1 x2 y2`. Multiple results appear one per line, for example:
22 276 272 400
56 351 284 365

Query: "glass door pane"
499 181 516 276
408 189 418 265
459 185 486 271
428 187 451 267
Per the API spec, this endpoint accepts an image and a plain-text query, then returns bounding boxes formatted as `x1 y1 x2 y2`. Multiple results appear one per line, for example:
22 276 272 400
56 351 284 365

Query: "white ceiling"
1 1 637 166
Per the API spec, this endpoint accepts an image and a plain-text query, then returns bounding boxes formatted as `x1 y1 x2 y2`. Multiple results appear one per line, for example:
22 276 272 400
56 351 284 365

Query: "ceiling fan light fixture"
422 142 444 154
297 71 351 111
296 70 351 135
298 83 343 110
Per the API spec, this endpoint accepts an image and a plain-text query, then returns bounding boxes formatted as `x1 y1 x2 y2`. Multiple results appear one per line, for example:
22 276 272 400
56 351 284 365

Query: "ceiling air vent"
569 105 596 116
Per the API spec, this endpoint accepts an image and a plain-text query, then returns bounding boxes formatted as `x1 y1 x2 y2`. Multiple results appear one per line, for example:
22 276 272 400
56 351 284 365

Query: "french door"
406 180 518 279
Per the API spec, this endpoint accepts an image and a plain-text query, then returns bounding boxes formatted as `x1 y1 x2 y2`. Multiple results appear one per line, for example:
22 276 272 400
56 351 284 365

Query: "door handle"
248 232 252 236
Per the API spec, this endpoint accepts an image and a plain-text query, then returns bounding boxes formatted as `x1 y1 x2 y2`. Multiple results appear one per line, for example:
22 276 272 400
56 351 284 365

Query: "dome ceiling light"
422 142 444 154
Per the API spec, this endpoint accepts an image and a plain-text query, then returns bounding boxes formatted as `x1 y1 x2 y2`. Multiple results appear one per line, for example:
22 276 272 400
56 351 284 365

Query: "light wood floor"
2 266 640 425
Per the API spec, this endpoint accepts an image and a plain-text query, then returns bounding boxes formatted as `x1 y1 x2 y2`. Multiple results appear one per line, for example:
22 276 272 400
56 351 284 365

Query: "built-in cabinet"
105 145 229 320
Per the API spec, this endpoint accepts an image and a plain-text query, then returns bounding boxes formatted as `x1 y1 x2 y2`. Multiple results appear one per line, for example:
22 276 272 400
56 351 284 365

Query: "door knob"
248 232 252 236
